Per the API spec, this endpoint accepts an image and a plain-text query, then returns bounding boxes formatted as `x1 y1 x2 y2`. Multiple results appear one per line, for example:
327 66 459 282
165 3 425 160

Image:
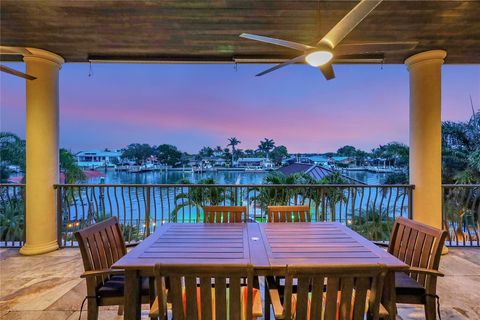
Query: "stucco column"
20 48 64 255
405 50 446 230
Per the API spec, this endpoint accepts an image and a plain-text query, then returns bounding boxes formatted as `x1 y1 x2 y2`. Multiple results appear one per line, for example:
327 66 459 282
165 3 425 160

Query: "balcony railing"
2 183 477 248
0 184 25 247
52 183 412 246
442 184 480 246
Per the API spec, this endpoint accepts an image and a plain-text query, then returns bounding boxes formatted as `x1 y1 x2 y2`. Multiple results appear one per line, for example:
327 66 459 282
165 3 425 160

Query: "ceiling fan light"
305 51 333 67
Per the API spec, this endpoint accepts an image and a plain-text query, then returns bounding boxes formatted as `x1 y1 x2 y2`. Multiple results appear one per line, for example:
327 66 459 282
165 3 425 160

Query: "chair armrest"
80 269 124 278
409 267 444 277
265 276 285 319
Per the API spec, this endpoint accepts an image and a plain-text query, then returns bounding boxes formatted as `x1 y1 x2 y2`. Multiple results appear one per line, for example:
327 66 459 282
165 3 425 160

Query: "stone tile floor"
0 247 479 319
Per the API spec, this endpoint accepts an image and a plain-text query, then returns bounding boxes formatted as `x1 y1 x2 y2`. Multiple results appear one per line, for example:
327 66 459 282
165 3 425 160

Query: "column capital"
405 50 447 70
23 47 64 67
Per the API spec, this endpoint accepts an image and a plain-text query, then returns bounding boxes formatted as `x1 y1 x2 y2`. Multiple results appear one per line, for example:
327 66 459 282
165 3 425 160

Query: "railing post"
145 186 151 237
408 185 414 219
56 185 63 248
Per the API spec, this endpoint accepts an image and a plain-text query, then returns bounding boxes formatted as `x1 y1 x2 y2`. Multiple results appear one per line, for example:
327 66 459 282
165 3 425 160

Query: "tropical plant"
443 186 480 242
317 172 349 222
60 148 86 183
270 145 288 166
198 146 214 158
227 137 241 162
258 138 275 159
442 110 480 183
351 208 392 241
371 142 409 167
0 132 26 181
171 178 234 222
252 172 314 213
0 190 24 242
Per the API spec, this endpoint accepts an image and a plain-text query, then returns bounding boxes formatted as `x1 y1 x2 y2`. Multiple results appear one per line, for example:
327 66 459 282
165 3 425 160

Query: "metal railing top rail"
443 184 480 187
54 183 415 188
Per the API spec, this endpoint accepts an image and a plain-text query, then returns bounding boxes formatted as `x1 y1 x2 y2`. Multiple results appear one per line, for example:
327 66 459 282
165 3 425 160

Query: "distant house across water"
236 157 274 169
76 149 121 169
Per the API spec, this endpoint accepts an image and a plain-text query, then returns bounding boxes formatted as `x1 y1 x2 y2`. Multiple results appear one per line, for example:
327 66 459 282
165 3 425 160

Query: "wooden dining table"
112 222 408 319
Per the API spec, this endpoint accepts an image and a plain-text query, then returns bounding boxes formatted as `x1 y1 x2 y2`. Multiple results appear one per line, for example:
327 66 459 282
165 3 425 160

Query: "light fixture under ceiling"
305 51 333 67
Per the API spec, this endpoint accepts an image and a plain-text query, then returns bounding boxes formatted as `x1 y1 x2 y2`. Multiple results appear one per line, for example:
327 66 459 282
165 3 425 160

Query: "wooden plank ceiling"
1 0 479 63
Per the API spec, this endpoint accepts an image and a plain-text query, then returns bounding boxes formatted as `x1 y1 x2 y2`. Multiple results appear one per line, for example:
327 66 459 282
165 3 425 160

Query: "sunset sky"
1 62 479 154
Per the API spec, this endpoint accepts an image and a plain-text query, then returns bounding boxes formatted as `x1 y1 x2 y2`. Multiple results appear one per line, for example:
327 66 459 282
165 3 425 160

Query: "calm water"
88 169 389 185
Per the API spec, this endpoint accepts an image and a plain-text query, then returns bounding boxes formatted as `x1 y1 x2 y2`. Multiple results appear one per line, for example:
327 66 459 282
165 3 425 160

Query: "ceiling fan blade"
318 0 383 49
0 46 32 56
0 65 36 80
240 33 313 52
334 41 418 55
333 53 384 63
319 63 335 80
256 54 307 77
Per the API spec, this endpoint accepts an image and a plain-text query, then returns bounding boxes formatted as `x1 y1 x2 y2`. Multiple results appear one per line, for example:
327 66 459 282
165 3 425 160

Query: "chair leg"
149 277 158 320
117 305 124 316
424 297 437 320
87 299 99 320
264 277 271 320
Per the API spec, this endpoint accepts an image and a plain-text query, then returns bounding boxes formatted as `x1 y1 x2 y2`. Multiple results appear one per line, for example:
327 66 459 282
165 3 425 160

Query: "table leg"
124 270 141 320
382 271 397 319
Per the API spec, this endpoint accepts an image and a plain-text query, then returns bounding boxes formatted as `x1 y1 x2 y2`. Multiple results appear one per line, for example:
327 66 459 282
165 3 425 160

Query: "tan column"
20 48 64 255
405 50 446 229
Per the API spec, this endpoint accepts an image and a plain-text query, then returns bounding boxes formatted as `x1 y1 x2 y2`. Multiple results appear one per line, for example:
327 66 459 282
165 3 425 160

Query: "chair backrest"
203 205 248 223
282 264 387 320
154 264 255 320
267 205 311 222
74 217 127 279
388 217 447 286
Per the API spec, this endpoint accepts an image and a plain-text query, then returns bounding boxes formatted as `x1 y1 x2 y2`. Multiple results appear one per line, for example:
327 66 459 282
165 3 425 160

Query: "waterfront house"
201 156 226 168
307 155 331 166
236 157 274 169
76 149 121 169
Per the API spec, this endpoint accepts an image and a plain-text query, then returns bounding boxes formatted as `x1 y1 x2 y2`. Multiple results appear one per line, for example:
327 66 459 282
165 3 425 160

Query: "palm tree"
227 137 241 164
258 138 275 159
172 178 234 222
251 172 313 214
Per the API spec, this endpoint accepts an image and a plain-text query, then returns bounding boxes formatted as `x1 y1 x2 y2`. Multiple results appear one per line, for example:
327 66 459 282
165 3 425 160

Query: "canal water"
88 169 390 185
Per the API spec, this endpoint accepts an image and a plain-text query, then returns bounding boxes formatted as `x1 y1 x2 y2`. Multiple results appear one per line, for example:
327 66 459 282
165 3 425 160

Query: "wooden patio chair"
380 217 448 320
265 264 387 320
267 205 311 223
149 263 263 320
203 205 248 223
74 217 154 320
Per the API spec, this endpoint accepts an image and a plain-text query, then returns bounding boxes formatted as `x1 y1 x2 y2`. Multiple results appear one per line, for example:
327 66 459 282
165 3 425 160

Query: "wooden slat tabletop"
113 222 407 272
113 223 253 269
258 222 407 270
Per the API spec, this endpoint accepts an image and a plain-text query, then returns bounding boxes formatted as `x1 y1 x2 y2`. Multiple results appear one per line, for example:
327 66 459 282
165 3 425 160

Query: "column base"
19 240 59 256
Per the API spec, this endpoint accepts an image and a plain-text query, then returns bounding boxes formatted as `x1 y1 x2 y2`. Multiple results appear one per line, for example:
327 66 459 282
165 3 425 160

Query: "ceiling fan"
240 0 417 80
0 46 36 80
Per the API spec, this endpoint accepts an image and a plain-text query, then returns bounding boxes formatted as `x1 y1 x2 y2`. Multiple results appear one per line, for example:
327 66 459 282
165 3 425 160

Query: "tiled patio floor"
0 247 479 319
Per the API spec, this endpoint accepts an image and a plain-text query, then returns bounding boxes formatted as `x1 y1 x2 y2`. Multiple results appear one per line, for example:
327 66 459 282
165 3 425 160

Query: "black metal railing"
0 184 25 247
53 184 413 247
442 184 480 247
3 183 479 248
